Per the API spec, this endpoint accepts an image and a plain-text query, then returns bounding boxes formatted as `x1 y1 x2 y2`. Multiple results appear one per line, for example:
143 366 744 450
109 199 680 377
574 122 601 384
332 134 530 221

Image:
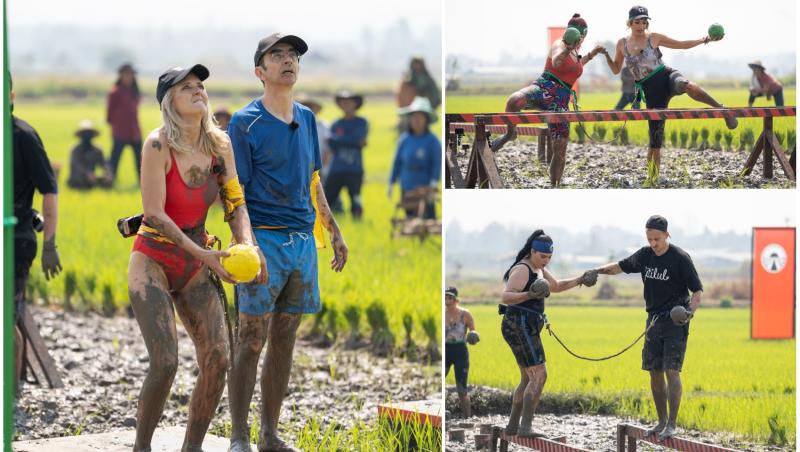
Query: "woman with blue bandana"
499 229 593 437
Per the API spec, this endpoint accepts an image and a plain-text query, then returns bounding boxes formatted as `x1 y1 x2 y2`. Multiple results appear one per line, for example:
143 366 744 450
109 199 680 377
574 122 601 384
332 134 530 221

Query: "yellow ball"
221 244 261 283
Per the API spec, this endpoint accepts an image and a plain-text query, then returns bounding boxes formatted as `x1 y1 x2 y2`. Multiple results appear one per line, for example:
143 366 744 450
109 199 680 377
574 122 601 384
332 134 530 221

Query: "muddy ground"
454 140 795 189
14 306 440 445
445 386 793 451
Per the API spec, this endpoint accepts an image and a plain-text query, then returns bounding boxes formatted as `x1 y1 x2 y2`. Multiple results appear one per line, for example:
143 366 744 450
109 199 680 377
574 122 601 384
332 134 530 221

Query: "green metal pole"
4 0 17 449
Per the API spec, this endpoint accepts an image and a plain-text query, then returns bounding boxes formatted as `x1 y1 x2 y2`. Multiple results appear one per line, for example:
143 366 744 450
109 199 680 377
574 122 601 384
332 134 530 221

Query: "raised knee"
506 93 525 112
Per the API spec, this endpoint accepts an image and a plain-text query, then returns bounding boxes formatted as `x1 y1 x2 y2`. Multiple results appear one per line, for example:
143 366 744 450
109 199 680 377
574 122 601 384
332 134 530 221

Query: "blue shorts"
236 229 320 316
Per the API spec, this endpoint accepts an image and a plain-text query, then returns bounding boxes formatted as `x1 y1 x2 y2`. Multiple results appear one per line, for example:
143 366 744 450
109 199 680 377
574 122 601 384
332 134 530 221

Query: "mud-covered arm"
216 136 255 247
502 266 532 304
315 179 348 272
652 32 708 50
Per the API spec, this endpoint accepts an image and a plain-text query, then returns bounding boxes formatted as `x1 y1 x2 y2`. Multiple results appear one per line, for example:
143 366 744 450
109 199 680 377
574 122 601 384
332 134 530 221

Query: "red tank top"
544 51 583 88
159 151 219 229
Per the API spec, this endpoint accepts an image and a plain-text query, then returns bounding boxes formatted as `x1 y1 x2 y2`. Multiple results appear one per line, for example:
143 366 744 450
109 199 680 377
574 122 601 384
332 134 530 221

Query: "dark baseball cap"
628 5 651 20
445 286 458 297
645 215 668 232
254 33 308 66
156 64 210 107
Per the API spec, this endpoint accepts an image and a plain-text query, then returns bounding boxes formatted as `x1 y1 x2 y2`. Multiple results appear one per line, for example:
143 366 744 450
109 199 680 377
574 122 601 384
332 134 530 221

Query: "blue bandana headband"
531 240 554 254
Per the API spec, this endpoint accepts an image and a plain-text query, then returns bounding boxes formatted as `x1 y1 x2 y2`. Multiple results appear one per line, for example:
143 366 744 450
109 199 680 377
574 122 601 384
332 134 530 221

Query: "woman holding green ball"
491 13 608 187
603 6 738 181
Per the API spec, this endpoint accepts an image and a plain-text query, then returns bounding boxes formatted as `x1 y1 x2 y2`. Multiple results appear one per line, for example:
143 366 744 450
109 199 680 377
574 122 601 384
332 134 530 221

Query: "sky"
446 0 797 61
9 0 442 37
444 189 797 235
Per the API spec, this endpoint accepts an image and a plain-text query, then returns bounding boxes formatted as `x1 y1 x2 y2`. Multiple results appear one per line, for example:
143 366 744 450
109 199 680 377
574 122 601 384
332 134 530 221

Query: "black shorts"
501 311 546 368
445 342 470 394
641 67 689 149
642 314 689 371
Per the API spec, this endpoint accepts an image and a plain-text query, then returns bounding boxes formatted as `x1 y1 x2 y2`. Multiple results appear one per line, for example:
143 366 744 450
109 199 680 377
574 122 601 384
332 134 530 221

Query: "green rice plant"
308 304 327 339
689 129 699 149
101 283 115 317
619 125 629 145
679 130 689 149
775 131 786 149
669 129 678 148
593 124 607 141
366 301 395 356
343 304 362 348
325 306 339 343
643 158 659 188
739 128 755 151
723 131 734 151
63 269 77 311
767 413 788 446
421 315 440 363
575 123 587 144
699 127 710 150
712 129 723 151
402 312 418 361
787 129 796 150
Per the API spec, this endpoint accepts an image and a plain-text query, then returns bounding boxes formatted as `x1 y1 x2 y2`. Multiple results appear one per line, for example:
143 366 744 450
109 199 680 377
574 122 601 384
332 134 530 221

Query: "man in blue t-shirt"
582 215 703 441
226 33 348 452
325 91 369 219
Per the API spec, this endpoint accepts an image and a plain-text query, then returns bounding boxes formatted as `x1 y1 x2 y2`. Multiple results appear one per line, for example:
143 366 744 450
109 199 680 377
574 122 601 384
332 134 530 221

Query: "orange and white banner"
751 227 795 339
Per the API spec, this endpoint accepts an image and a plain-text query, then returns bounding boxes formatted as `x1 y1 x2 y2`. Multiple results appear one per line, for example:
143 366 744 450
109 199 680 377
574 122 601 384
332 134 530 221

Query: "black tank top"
512 262 545 314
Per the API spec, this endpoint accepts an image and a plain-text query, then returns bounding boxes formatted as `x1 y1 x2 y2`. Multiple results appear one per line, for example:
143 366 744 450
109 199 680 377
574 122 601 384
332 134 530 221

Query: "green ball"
708 23 725 40
563 27 582 45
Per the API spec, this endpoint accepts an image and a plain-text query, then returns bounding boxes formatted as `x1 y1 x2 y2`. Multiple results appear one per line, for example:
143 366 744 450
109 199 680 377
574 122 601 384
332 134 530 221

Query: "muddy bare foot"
645 421 666 437
658 424 678 441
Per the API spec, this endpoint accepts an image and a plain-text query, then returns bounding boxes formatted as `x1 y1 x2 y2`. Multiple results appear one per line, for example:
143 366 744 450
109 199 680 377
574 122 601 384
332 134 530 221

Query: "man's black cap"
645 215 668 232
628 5 651 20
156 64 210 107
445 286 458 297
254 33 308 66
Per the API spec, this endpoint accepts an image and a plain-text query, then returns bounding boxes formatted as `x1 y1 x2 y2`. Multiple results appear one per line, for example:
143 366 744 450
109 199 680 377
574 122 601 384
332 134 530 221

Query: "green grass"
446 89 796 149
447 305 795 443
15 98 442 342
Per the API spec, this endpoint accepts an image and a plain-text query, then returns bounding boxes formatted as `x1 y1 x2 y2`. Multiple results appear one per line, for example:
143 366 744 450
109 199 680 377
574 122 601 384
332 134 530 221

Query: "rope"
207 235 235 368
544 315 659 362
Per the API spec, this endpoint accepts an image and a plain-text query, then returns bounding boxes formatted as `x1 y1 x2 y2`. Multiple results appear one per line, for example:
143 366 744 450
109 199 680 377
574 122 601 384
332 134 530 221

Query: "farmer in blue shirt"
226 33 348 452
388 97 441 219
325 91 368 219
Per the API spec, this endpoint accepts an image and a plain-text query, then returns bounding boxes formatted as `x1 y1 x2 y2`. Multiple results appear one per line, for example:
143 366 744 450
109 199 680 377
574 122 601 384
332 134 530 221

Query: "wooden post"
616 424 626 452
742 133 765 176
490 426 500 452
18 306 64 389
763 116 774 178
546 133 553 163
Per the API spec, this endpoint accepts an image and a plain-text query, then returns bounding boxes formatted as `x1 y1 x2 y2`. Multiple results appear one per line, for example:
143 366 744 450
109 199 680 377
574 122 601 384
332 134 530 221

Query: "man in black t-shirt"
11 83 62 383
584 215 702 441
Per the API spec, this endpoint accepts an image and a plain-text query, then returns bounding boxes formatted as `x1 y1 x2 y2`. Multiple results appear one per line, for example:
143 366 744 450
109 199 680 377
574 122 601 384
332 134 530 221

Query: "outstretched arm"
688 290 702 313
315 180 348 272
595 262 623 275
603 39 626 75
579 45 607 66
652 32 709 50
542 267 584 293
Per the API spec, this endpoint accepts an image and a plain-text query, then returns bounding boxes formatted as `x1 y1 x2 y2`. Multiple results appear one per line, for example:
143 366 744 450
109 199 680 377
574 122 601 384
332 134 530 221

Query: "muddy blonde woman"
127 64 265 452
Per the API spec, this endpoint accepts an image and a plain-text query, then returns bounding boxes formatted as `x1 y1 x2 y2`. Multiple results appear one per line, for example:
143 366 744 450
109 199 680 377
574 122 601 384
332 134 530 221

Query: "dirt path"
14 306 440 444
454 140 795 189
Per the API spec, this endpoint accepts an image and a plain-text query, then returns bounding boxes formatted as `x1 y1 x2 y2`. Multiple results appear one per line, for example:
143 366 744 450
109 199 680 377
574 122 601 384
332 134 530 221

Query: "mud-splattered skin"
314 180 348 272
129 124 253 451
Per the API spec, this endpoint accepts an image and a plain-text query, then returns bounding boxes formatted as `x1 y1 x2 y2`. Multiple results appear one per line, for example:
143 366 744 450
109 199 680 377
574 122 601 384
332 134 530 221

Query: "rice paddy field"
14 95 442 341
446 89 797 149
446 304 795 444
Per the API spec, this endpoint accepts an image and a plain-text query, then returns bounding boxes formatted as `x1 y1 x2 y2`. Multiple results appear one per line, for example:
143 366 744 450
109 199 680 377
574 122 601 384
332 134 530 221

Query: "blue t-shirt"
328 116 368 174
228 99 321 233
389 131 442 192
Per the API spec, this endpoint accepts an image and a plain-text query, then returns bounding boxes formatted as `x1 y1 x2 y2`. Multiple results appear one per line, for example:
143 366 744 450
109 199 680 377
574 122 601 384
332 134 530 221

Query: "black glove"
527 278 550 298
466 331 480 345
41 240 62 280
580 269 599 287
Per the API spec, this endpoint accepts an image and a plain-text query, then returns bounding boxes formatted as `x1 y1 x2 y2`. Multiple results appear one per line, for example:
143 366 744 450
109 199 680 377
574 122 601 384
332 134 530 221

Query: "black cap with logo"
628 5 651 20
156 64 210 107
